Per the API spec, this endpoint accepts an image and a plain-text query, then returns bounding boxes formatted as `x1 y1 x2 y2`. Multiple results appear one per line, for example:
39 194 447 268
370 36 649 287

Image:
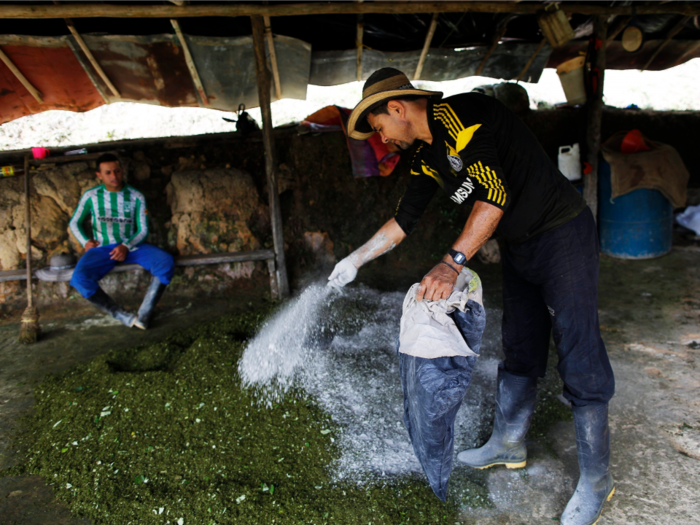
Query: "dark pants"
501 208 614 407
70 243 175 299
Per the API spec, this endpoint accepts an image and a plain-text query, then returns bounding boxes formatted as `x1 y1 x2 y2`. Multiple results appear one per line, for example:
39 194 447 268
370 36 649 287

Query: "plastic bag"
398 268 486 500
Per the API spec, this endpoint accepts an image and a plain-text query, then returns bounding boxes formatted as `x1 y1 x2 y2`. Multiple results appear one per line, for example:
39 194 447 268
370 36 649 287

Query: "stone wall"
1 106 698 317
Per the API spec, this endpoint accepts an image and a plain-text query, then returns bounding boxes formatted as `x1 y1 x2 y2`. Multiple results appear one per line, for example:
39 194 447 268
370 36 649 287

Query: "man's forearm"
348 217 407 269
450 201 503 264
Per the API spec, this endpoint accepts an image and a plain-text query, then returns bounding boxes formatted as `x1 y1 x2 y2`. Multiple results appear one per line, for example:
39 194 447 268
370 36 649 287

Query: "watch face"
450 250 466 265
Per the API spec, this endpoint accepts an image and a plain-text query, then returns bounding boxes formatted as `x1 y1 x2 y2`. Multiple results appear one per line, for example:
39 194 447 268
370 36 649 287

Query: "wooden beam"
65 18 120 98
414 13 438 81
251 15 290 299
263 15 282 101
1 3 700 19
65 37 110 104
475 14 513 76
0 47 43 103
583 15 608 221
641 15 692 71
356 14 364 81
170 18 209 106
516 38 547 82
606 15 631 43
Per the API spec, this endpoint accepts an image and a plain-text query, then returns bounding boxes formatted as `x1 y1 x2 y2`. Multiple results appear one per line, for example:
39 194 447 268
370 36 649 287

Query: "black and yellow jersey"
394 93 586 243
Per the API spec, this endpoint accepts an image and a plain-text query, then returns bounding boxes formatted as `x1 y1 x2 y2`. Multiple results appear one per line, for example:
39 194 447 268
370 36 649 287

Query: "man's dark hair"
369 95 427 117
96 153 120 171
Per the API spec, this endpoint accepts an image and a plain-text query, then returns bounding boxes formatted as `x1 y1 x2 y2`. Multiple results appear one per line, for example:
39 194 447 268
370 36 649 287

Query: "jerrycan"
558 143 582 181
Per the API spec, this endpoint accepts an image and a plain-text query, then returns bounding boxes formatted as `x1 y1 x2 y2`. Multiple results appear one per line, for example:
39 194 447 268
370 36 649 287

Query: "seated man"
68 153 175 329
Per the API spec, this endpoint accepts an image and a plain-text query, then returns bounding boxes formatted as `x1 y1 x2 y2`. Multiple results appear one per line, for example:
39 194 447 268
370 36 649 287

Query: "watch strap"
448 248 468 266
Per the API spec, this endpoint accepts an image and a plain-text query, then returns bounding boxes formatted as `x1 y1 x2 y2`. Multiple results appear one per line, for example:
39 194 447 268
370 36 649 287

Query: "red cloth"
303 106 400 178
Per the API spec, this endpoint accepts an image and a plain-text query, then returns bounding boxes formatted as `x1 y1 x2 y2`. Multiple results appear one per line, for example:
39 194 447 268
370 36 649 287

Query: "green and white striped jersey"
69 184 148 250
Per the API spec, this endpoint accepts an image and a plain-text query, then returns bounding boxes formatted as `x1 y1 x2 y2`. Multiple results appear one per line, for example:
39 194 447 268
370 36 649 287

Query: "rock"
476 239 501 264
32 162 85 215
166 168 264 255
303 232 336 266
133 162 151 181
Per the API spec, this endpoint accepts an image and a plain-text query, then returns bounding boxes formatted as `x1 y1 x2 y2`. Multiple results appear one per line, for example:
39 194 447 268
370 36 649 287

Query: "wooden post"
414 13 438 81
251 15 290 299
0 47 43 103
356 14 364 81
641 15 691 71
263 15 282 100
475 14 513 76
171 18 209 106
23 156 32 303
584 15 608 221
516 38 547 81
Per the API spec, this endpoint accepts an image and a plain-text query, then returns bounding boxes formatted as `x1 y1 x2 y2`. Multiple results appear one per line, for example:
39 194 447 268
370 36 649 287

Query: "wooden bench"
0 249 280 299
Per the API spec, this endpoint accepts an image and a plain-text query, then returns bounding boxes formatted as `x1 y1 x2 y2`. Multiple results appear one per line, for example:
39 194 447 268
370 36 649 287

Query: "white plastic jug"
558 143 582 181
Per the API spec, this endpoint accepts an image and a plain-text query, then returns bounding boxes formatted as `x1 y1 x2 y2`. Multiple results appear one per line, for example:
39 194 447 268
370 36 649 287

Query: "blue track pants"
70 243 175 299
501 208 615 407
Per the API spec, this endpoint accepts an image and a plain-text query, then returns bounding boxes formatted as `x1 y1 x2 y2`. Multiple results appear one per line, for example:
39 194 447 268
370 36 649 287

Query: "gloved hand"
327 257 358 289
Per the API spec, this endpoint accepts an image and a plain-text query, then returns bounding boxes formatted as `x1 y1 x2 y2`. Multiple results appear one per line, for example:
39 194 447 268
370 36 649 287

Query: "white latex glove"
327 257 358 289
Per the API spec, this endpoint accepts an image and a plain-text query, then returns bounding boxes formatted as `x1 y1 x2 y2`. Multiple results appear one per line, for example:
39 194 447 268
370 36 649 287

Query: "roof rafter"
1 2 699 19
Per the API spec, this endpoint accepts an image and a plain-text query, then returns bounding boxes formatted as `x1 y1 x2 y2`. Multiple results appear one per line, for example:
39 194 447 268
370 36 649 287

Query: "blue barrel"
598 160 673 259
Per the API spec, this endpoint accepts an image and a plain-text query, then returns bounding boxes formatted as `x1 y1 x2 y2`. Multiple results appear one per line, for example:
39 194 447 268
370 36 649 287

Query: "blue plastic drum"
598 160 673 259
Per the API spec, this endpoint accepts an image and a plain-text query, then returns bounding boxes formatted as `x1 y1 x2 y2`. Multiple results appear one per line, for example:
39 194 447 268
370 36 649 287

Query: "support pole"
18 155 41 344
251 15 289 299
171 18 209 106
516 38 546 81
356 14 364 81
65 18 120 98
584 15 608 221
474 14 513 76
0 47 43 103
414 13 438 80
641 15 691 71
263 15 282 101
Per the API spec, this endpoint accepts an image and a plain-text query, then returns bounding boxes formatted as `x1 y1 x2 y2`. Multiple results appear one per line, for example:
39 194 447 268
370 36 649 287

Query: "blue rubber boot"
133 277 167 330
86 287 136 328
561 404 615 525
457 369 537 469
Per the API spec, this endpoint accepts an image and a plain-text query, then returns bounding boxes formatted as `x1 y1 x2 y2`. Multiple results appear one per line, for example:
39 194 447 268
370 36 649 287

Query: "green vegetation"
7 309 473 524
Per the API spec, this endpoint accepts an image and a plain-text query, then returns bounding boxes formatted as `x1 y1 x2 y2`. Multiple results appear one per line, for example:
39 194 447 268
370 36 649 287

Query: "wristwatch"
448 248 467 266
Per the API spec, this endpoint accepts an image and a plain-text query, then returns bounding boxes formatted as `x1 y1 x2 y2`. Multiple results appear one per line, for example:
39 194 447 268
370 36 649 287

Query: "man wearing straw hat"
328 68 614 525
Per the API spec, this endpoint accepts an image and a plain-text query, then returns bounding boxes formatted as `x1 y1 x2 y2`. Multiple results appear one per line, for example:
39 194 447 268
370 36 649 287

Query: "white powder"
238 282 502 484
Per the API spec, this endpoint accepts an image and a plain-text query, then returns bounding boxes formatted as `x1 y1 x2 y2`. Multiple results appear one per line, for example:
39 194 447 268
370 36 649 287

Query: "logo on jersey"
447 155 463 172
123 202 132 213
450 178 475 204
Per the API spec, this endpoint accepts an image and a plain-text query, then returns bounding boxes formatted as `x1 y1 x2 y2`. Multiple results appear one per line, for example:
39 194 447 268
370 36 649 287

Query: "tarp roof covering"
1 1 699 125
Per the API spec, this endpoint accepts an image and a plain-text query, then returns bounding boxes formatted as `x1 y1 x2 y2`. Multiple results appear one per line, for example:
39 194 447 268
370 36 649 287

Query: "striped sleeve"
69 191 94 247
123 190 149 250
394 144 440 235
435 102 510 211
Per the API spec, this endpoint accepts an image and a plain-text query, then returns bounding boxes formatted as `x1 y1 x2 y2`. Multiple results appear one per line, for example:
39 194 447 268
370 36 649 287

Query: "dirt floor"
1 247 699 524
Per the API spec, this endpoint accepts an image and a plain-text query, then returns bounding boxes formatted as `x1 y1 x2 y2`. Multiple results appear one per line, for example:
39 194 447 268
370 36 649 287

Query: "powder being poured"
238 283 334 405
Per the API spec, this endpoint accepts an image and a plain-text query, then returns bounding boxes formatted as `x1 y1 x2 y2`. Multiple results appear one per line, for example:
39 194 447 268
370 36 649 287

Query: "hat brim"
347 89 443 140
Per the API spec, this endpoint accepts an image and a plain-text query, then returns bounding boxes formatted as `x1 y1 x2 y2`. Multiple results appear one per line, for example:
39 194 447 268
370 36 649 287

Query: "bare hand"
84 240 99 252
110 244 129 261
415 261 459 302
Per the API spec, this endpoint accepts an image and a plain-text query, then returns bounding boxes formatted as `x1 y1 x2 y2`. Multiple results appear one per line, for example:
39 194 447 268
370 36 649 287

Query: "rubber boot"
86 287 136 328
561 404 615 525
457 369 537 469
133 277 167 330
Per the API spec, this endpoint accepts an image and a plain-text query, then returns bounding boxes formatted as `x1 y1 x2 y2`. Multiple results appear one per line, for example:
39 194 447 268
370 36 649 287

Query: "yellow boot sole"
590 486 616 525
475 460 527 470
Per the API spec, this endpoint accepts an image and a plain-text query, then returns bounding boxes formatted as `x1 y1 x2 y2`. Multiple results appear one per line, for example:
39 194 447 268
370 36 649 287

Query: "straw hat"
347 68 442 140
35 253 77 282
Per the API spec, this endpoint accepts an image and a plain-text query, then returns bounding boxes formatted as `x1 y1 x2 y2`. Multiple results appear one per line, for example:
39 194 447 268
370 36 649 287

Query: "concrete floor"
1 248 699 524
